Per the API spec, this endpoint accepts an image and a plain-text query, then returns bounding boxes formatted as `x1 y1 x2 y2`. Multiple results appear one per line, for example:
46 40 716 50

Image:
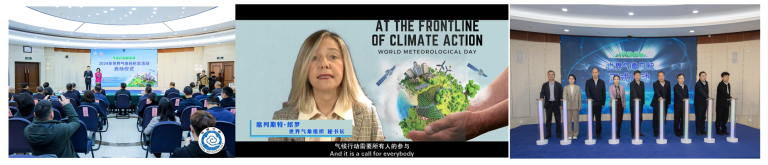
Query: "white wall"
509 39 761 129
8 44 46 89
156 47 204 92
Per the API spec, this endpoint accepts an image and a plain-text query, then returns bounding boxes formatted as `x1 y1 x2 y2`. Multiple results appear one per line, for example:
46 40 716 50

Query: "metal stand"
585 99 596 145
609 99 619 144
561 99 571 145
727 98 739 143
681 98 692 144
632 99 643 145
656 98 667 144
704 98 715 143
536 99 548 145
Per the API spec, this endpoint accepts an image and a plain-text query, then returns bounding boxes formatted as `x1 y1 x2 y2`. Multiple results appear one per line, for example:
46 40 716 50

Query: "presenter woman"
269 30 384 142
562 74 581 140
95 68 102 85
608 75 626 138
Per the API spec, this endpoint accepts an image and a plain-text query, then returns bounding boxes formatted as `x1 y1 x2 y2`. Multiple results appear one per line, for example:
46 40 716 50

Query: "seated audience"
24 98 81 158
171 110 233 158
205 94 235 124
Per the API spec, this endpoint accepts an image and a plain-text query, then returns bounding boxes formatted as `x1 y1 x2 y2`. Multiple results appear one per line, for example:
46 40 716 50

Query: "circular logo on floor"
199 127 225 154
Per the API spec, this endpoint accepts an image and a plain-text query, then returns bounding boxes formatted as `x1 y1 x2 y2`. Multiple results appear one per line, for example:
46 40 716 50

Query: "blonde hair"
284 30 372 113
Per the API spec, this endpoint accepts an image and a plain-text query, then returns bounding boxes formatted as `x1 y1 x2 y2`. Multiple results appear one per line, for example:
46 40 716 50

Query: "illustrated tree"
464 80 480 98
429 67 435 73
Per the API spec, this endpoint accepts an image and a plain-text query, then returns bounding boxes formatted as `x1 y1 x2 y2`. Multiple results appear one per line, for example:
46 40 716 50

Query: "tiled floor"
76 113 186 158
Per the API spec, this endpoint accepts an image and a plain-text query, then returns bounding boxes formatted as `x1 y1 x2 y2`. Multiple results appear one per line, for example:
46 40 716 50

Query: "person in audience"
96 83 106 95
115 82 132 115
14 93 36 122
33 86 45 100
9 92 18 107
63 83 81 106
43 82 49 88
172 110 233 158
140 86 153 101
24 97 81 158
71 83 82 99
9 86 18 102
269 30 383 142
205 94 235 124
93 86 110 108
165 82 179 98
81 90 107 128
143 97 180 158
43 88 63 116
220 87 236 108
195 87 210 101
189 82 196 93
19 82 34 96
210 81 222 96
176 86 204 117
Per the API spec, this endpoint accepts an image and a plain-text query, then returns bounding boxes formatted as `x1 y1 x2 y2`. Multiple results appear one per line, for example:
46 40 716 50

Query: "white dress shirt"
298 96 355 141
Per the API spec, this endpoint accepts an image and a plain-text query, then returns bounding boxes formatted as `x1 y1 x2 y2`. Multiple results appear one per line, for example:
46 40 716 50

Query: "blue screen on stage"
560 36 697 114
90 49 158 87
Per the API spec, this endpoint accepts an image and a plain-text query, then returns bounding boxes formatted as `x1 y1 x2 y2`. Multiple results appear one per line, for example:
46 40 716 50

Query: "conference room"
507 4 760 158
8 5 236 158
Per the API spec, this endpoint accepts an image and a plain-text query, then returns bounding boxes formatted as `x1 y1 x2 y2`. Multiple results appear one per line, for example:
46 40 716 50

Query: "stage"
509 120 760 158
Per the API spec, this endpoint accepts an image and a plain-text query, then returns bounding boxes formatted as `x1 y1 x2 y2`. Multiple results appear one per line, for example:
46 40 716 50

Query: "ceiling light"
564 29 569 32
55 6 58 8
97 35 99 36
182 12 185 13
562 8 567 12
628 12 634 16
151 15 154 17
78 16 80 18
68 6 71 8
80 6 83 8
132 8 136 10
153 12 156 14
153 8 157 10
148 35 151 36
96 13 99 15
9 7 83 31
88 15 91 17
182 7 185 9
147 19 149 20
129 11 132 14
78 23 173 34
165 5 234 31
103 11 107 13
110 8 114 11
125 15 128 17
693 10 698 14
690 30 695 33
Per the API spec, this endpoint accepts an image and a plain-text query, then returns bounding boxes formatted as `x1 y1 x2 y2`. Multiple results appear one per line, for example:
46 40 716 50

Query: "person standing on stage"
585 67 605 139
716 72 732 135
694 71 709 136
673 74 689 137
95 68 102 86
84 66 93 91
629 70 646 137
540 70 563 139
652 71 672 137
608 75 626 138
563 74 581 140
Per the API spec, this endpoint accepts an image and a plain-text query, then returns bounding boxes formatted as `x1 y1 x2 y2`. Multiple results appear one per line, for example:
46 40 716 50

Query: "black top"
220 98 236 108
694 80 710 110
585 78 606 105
674 84 690 110
651 80 672 109
32 93 46 100
19 89 34 96
716 81 732 109
115 89 132 102
539 81 562 109
84 70 93 80
171 142 233 158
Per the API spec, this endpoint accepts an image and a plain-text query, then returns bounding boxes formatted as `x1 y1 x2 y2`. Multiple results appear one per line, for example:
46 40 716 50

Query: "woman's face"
308 37 344 92
568 76 575 84
96 68 100 72
613 77 620 85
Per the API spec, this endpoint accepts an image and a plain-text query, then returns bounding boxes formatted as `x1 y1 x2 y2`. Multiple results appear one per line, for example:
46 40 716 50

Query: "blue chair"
136 99 149 132
139 105 159 150
9 155 41 158
180 106 203 136
166 92 180 100
191 92 201 99
50 99 66 119
76 105 101 151
215 121 236 156
170 97 183 111
146 121 182 158
71 120 94 158
115 94 131 119
53 109 62 121
95 99 109 132
66 98 79 108
9 106 19 117
223 107 236 115
9 118 32 154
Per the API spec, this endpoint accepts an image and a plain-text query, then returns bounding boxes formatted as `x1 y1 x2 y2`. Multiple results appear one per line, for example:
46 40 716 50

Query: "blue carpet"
509 121 760 158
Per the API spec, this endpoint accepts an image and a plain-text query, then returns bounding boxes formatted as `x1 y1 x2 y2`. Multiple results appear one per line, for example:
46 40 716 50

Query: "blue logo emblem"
198 127 225 154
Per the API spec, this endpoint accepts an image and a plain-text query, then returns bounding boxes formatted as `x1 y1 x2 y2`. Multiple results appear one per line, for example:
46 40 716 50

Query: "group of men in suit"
540 67 733 140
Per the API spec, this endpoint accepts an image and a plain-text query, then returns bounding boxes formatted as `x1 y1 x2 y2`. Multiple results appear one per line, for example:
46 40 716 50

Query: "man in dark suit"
585 67 605 139
19 82 34 96
715 72 732 135
694 71 710 136
176 86 205 117
629 70 646 137
673 74 690 137
651 71 672 137
33 86 45 100
115 83 132 116
63 83 81 106
539 70 563 139
72 83 81 99
165 82 179 98
220 87 236 108
84 66 93 90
